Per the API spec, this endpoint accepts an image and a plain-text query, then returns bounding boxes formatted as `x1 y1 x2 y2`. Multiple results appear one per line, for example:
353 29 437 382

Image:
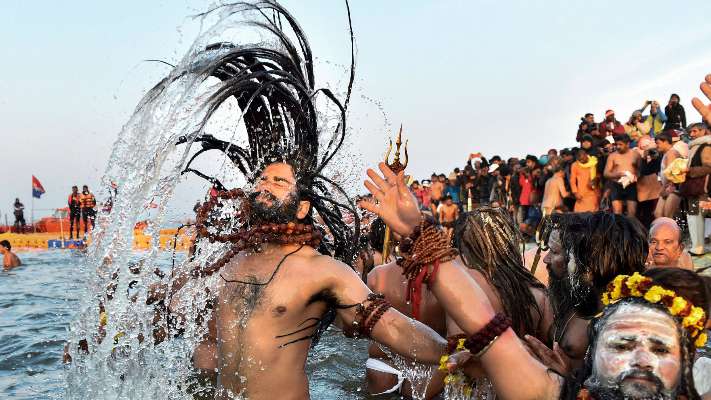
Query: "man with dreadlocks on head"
525 212 648 374
152 2 458 399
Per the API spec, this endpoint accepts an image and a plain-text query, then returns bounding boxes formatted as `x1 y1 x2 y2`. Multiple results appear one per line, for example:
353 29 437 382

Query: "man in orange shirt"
570 148 600 212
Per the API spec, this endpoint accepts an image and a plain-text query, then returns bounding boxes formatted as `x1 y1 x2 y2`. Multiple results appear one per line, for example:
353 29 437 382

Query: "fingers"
692 97 711 125
378 162 398 185
701 80 711 102
706 73 711 85
366 168 390 193
358 198 379 214
551 342 564 363
396 171 409 194
446 350 472 373
363 181 384 202
524 334 554 363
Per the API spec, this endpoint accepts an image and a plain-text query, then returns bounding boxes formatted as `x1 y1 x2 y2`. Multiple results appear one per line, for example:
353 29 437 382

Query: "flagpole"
32 190 36 233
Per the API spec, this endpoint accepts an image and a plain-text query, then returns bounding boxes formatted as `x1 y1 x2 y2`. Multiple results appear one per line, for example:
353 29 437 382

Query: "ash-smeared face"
589 303 682 400
249 162 301 224
544 230 567 280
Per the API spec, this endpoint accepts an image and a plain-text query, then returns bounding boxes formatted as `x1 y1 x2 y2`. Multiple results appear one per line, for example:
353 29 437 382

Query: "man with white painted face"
442 269 708 400
559 272 708 400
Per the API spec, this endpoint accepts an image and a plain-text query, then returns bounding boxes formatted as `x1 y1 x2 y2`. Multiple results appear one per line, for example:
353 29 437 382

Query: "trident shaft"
381 124 408 263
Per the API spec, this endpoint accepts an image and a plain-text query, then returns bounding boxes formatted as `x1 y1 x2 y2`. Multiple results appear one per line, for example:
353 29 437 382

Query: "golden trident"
381 124 408 263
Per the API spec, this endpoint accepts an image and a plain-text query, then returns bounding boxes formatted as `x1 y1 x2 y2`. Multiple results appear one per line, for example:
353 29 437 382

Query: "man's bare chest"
613 153 637 170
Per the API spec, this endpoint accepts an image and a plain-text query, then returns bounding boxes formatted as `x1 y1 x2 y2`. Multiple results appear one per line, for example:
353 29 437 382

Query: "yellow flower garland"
601 272 708 347
439 338 474 393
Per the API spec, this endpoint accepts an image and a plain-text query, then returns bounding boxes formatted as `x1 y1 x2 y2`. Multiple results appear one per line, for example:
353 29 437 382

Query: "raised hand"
359 162 421 236
691 74 711 125
523 335 571 376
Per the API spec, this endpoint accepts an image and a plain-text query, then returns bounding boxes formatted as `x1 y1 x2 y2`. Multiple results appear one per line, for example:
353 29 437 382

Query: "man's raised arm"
360 162 561 400
323 257 446 365
430 259 560 400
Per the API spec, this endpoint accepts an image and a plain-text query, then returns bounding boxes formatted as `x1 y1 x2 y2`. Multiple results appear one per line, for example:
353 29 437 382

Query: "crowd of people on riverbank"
408 95 711 259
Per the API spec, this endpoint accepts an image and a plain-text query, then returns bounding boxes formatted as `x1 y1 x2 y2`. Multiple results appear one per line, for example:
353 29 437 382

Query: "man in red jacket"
598 109 626 138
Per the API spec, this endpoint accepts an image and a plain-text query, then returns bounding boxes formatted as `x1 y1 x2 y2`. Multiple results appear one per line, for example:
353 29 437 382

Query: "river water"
0 250 394 400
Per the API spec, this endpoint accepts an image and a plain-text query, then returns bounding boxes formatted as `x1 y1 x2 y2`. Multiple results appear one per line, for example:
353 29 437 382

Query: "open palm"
359 162 421 236
692 74 711 125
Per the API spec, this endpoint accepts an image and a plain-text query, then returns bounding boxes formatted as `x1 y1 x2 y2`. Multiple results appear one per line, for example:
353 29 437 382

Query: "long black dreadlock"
174 0 359 264
553 212 647 318
454 208 546 339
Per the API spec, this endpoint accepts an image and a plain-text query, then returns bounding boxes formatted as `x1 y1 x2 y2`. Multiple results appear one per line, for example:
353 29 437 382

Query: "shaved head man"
647 217 693 269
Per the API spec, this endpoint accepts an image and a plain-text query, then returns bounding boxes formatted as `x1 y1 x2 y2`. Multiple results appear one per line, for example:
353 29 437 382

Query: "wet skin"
543 230 588 369
366 261 447 398
178 163 446 400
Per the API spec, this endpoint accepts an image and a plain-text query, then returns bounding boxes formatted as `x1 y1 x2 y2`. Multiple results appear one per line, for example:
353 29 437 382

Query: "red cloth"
519 173 533 206
406 259 440 321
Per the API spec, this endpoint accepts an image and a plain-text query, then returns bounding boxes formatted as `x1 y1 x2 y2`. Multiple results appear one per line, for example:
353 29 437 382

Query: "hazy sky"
3 0 711 224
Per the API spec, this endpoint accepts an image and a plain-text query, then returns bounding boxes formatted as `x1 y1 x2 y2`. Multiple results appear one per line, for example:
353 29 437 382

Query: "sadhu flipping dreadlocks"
154 2 457 399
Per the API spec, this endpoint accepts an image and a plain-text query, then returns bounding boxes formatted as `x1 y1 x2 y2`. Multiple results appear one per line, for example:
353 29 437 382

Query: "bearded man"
525 212 648 373
443 269 708 400
150 3 454 399
559 273 707 400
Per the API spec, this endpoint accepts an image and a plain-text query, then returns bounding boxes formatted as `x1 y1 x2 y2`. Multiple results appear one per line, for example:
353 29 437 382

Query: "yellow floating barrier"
0 230 193 251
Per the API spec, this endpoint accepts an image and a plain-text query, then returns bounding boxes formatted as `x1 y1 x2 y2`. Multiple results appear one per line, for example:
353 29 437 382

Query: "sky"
2 0 711 224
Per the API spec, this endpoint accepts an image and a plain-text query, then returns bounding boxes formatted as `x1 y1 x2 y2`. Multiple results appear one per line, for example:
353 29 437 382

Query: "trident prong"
385 124 408 174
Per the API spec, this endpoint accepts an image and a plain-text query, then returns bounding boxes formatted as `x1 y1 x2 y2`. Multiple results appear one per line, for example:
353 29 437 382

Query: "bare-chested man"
603 134 642 217
147 3 455 397
366 259 447 398
172 163 447 400
541 166 569 215
524 212 647 375
0 240 21 269
437 195 459 237
429 174 445 216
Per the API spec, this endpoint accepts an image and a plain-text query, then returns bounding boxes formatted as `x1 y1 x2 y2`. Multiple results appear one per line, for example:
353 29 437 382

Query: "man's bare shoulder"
296 247 359 279
530 286 548 310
